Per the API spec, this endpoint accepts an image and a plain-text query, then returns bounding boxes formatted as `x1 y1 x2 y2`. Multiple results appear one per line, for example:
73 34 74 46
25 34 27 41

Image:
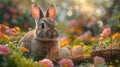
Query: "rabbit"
18 4 59 61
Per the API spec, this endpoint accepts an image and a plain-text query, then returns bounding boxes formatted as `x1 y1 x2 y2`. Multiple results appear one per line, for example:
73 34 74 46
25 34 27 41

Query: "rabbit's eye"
41 23 44 28
40 21 45 28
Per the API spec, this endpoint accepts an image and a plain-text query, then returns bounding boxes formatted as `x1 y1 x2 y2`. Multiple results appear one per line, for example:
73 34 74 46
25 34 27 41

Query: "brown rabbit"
19 4 59 60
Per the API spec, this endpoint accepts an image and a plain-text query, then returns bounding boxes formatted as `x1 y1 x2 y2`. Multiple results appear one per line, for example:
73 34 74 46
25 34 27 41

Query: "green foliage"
0 55 9 67
72 38 82 46
13 52 39 67
7 51 40 67
84 39 93 46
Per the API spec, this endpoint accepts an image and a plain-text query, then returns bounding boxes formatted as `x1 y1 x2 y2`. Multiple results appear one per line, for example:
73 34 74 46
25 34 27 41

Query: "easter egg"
49 45 59 58
72 45 83 57
58 47 72 59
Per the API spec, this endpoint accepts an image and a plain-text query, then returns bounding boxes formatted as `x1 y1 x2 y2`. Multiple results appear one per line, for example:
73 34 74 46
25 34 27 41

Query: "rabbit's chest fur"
31 38 58 57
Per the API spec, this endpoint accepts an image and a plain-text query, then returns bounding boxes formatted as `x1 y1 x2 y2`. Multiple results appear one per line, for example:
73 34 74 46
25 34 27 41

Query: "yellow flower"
108 65 114 67
20 47 29 53
15 26 20 31
112 32 120 40
64 63 68 67
43 64 47 67
115 59 119 63
83 45 90 49
99 37 104 41
60 41 69 48
79 42 84 47
90 37 96 42
2 34 11 40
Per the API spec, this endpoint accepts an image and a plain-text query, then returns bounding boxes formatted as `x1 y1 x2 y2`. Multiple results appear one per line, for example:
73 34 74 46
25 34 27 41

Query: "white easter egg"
58 47 71 59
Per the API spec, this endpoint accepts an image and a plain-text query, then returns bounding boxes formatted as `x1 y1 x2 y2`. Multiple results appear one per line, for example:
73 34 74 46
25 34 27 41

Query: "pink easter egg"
72 45 83 57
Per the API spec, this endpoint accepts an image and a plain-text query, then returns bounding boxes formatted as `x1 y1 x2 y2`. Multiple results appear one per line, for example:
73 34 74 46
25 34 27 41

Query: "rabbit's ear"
46 4 56 19
32 4 44 20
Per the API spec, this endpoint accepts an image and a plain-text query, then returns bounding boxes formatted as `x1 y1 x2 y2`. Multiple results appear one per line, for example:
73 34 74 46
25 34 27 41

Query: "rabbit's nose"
49 31 55 39
49 33 53 39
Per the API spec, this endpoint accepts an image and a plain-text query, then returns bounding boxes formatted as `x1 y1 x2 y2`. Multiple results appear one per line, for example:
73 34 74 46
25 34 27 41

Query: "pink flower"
0 45 10 56
59 58 74 67
3 13 10 20
100 28 111 37
39 59 54 67
67 19 77 26
9 28 19 36
59 36 69 42
94 56 105 64
0 3 3 9
7 6 17 13
80 31 91 41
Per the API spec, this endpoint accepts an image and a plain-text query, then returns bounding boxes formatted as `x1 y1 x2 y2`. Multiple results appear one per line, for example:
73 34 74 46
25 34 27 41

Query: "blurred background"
0 1 120 66
0 0 120 40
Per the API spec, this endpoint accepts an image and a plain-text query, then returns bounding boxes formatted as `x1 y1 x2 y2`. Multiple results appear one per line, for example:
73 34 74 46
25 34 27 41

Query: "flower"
98 37 104 41
0 24 9 32
90 37 96 42
112 32 120 40
0 45 10 56
67 19 77 26
73 28 81 34
59 58 74 67
100 28 111 37
10 28 19 36
15 26 20 31
20 47 29 53
60 41 69 48
80 31 91 41
59 36 70 42
94 56 105 64
1 34 11 40
7 6 17 13
0 3 3 9
3 13 10 20
2 21 9 26
12 14 17 18
39 59 54 67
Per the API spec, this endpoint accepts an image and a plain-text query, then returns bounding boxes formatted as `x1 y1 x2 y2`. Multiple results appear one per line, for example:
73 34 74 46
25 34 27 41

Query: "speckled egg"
58 47 72 59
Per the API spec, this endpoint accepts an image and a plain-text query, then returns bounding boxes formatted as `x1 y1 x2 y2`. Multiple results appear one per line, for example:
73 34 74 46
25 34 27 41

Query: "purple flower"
3 13 10 20
59 58 74 67
0 45 10 56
